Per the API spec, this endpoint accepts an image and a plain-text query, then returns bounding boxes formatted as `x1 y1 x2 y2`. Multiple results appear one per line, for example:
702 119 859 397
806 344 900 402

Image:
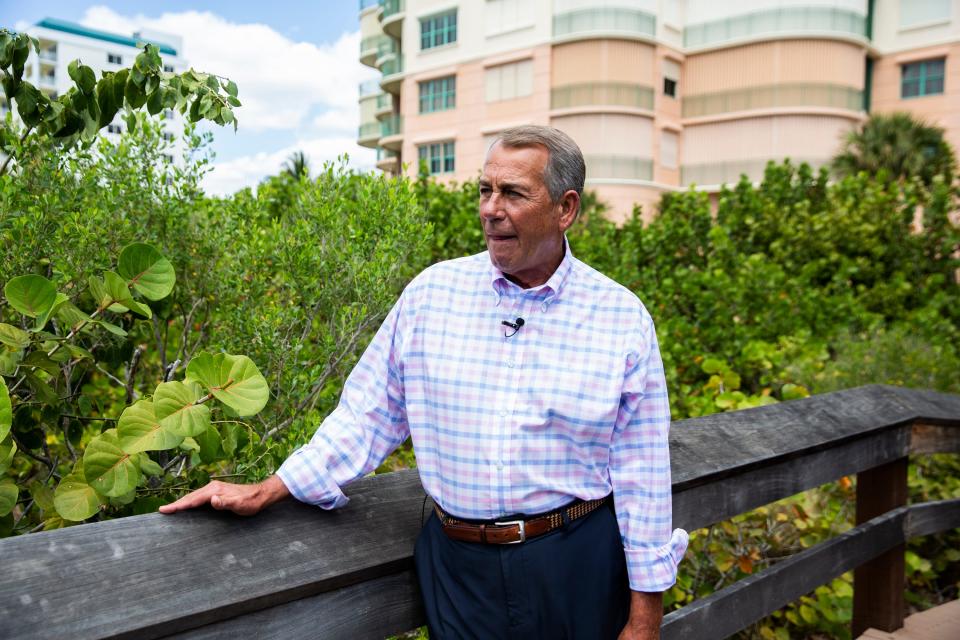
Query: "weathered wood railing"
1 385 958 639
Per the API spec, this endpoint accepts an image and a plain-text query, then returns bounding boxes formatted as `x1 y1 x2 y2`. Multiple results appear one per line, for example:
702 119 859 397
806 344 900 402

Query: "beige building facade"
358 0 959 221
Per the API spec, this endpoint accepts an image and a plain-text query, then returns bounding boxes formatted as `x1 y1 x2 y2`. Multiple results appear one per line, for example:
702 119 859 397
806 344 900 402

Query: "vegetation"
833 111 956 188
0 38 956 637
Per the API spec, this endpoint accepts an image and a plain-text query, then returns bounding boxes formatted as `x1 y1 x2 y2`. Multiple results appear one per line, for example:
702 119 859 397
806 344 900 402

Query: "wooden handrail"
0 385 957 639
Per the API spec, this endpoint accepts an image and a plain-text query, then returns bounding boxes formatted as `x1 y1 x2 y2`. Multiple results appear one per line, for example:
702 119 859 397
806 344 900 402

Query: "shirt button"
497 460 504 470
499 409 507 417
506 360 515 368
541 303 548 312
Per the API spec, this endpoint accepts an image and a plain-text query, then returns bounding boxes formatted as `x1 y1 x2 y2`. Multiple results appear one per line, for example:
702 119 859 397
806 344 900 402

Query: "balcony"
553 7 656 42
380 114 403 150
359 0 379 12
681 157 824 186
39 48 57 62
551 83 654 111
684 6 867 49
38 74 57 89
584 155 653 181
359 80 381 100
376 148 399 173
358 121 380 148
374 36 399 69
683 83 864 119
380 57 404 95
379 0 405 39
360 35 380 67
375 93 393 118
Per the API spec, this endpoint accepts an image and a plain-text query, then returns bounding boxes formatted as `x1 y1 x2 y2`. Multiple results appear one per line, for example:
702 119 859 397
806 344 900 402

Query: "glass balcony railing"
360 35 379 53
553 7 656 39
381 57 404 77
683 83 864 118
359 0 379 11
381 114 403 138
39 49 57 62
584 155 653 181
376 93 392 111
377 148 398 161
359 121 380 140
359 80 381 98
681 157 824 186
39 75 57 87
552 83 654 110
380 0 405 19
685 7 867 48
375 35 399 59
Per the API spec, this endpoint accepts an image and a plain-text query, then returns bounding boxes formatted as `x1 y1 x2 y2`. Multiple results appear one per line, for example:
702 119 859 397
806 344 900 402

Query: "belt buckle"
494 519 526 544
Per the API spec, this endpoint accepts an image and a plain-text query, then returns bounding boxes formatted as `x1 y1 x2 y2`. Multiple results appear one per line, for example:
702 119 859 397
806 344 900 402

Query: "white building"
2 17 188 163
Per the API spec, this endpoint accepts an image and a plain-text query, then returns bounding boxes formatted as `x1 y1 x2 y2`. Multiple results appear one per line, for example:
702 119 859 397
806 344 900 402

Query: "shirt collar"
488 237 574 307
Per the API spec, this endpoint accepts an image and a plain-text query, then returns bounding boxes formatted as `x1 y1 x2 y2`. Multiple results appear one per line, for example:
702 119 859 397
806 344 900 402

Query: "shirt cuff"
624 528 689 592
276 451 350 510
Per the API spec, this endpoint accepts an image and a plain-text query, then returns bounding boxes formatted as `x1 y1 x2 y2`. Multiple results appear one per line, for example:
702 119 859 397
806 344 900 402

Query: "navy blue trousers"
413 501 631 639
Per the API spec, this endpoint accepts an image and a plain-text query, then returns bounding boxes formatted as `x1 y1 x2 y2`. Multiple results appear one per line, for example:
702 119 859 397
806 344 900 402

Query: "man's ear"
557 190 581 232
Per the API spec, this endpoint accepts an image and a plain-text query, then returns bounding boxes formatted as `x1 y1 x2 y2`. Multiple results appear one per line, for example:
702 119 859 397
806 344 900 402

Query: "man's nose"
480 193 505 220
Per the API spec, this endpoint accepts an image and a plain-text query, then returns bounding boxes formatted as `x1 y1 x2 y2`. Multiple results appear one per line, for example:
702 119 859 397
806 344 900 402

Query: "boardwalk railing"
1 385 958 639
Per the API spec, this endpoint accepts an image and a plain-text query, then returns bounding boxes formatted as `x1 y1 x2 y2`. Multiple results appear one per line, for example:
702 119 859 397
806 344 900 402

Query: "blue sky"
2 2 377 194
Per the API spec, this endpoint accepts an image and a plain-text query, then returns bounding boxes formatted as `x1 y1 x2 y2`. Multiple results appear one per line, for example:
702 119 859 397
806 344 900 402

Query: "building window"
485 59 533 102
899 0 951 29
485 0 534 36
420 76 456 113
163 108 175 119
661 130 678 169
421 10 457 50
162 132 175 142
107 124 123 134
107 53 122 64
418 141 455 174
163 154 174 164
902 58 945 98
663 58 680 98
163 64 174 73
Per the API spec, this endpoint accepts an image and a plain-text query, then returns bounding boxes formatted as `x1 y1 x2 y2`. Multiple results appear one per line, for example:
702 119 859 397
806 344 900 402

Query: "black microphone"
502 317 525 337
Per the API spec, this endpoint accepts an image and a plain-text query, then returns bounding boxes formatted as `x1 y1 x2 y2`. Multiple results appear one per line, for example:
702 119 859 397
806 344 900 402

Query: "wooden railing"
1 385 957 639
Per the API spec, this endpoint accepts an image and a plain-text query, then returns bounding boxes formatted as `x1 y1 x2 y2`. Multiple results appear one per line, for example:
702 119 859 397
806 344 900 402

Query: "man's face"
479 143 576 288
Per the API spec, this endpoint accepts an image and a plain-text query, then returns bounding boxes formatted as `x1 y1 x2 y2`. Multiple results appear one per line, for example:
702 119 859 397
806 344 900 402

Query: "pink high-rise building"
358 0 959 221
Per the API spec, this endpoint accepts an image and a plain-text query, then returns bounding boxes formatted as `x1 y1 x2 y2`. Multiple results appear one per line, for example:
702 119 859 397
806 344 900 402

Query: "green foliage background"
1 111 957 638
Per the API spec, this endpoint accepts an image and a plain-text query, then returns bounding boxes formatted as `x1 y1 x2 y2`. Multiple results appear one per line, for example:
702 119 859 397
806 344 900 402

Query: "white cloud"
80 6 377 132
202 138 377 196
77 5 381 194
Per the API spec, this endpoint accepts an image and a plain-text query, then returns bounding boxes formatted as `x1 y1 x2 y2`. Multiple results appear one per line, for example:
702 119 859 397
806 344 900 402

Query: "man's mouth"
487 233 516 242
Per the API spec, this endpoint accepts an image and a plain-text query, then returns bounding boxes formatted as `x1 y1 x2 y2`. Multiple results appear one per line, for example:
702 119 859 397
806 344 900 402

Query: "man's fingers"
159 482 222 514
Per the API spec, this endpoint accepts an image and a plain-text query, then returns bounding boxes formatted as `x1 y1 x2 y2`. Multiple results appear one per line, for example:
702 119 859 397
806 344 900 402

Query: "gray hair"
491 125 586 203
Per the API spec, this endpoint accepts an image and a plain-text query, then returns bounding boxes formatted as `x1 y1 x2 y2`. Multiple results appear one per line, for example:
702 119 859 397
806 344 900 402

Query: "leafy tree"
832 111 956 188
0 27 241 176
282 150 310 180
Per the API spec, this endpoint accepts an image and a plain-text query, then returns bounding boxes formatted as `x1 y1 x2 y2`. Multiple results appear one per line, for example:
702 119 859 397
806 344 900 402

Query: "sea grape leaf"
154 380 211 437
186 353 269 416
117 399 183 453
83 429 141 497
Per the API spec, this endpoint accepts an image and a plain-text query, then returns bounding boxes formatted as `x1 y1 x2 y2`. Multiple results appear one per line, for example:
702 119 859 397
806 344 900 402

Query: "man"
160 126 687 639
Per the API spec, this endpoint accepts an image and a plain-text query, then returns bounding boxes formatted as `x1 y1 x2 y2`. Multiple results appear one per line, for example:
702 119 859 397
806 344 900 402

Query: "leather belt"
435 495 610 545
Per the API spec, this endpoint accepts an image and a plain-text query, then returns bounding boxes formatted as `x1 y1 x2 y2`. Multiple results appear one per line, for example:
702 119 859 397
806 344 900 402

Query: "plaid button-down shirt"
278 242 688 591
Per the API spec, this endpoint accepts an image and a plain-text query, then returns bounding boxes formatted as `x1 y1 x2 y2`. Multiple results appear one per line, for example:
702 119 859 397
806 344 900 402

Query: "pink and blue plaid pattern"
277 243 688 591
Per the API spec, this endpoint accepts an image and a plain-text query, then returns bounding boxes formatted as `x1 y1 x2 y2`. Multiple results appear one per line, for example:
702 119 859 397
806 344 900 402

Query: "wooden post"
852 457 908 637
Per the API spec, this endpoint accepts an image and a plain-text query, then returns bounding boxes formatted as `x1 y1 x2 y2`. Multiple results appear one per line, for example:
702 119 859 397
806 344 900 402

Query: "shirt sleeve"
276 294 410 509
609 306 688 592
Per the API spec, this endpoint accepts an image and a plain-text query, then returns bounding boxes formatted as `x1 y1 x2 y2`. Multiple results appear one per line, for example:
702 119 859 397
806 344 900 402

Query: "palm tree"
832 112 956 188
282 150 310 180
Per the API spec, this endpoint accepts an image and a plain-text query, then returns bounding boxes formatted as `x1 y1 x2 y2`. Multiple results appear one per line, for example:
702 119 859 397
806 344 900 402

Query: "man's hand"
158 475 290 516
618 590 663 640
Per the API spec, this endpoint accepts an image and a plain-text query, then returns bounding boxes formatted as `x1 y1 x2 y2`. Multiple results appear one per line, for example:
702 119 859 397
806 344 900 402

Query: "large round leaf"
0 437 16 475
118 243 175 301
117 399 183 453
0 479 18 517
104 271 152 318
0 323 30 350
4 275 57 318
186 353 269 416
54 473 101 522
83 429 141 497
0 377 10 443
154 381 211 437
